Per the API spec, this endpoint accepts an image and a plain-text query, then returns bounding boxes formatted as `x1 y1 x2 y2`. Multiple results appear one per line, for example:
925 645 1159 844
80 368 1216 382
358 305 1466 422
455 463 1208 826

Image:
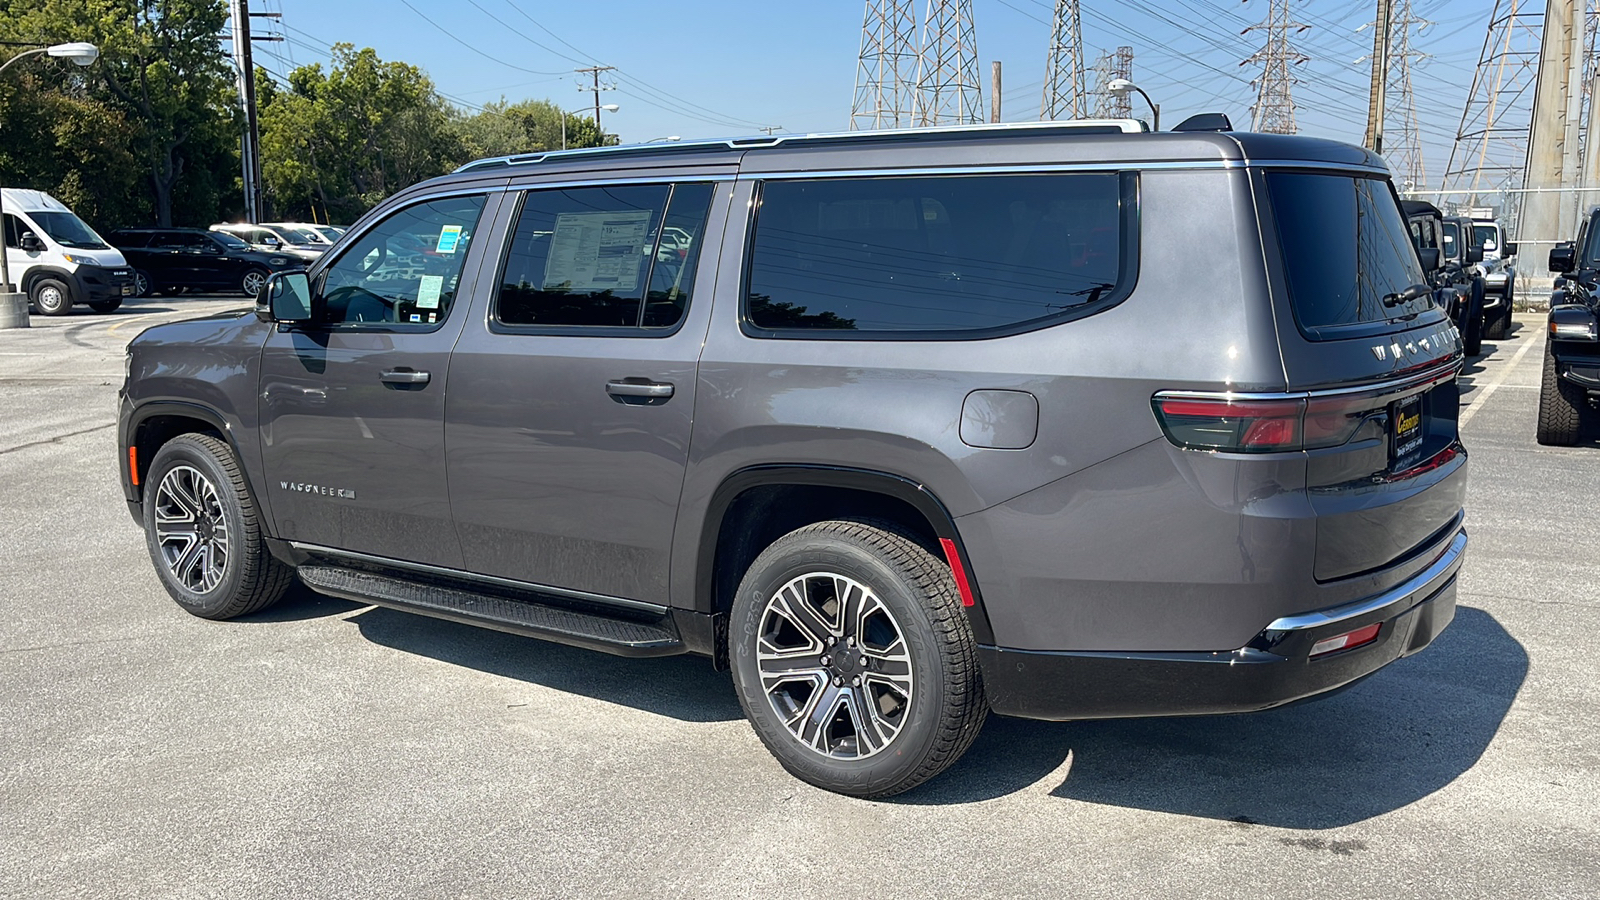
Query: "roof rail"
453 118 1149 174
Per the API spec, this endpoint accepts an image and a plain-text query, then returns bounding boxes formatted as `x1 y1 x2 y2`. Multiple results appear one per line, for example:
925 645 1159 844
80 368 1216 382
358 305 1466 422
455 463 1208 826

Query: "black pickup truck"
1541 218 1600 444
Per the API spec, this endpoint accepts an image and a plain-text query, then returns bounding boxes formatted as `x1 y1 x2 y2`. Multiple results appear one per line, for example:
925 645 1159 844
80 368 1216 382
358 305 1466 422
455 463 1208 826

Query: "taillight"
1153 392 1372 453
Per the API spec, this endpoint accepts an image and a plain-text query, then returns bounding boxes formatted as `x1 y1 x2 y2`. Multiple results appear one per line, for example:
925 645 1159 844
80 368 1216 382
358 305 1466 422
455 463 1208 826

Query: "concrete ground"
1 300 1596 899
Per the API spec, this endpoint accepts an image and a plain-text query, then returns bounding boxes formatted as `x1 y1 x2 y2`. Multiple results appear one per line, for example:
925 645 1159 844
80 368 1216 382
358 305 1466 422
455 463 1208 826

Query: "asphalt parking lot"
2 298 1597 899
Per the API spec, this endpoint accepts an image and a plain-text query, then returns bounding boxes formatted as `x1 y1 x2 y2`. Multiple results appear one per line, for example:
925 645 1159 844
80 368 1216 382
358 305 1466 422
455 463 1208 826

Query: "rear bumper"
982 528 1465 720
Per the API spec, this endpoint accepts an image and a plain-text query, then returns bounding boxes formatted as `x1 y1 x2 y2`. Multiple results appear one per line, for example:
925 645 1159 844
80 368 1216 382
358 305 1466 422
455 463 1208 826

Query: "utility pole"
915 0 982 125
575 65 616 131
228 0 278 223
991 60 1002 123
850 0 919 129
1363 0 1392 154
1524 0 1584 264
1243 0 1309 135
1040 0 1086 120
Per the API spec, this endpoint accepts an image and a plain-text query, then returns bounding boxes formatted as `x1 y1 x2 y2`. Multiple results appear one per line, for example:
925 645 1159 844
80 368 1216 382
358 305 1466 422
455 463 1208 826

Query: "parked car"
1404 200 1485 356
264 222 346 246
1539 212 1600 444
119 121 1468 798
2 188 133 315
209 222 326 262
1470 217 1517 339
108 227 300 298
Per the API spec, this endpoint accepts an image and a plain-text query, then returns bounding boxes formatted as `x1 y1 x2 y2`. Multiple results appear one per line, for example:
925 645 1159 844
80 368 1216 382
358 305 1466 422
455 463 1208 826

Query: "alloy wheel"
153 464 230 593
133 272 150 297
755 571 915 759
241 270 266 297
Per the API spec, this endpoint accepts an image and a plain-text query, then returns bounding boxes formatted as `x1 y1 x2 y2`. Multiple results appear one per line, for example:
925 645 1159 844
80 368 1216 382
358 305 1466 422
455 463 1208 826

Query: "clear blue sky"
258 0 1498 187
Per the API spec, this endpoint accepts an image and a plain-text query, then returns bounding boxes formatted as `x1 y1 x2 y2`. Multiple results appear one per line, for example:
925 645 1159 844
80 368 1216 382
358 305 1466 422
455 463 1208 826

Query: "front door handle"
605 379 674 400
380 368 431 385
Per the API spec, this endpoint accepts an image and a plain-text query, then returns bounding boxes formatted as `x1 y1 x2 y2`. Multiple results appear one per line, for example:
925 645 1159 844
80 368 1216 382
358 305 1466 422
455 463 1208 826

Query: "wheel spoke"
843 688 885 756
771 583 835 645
797 683 847 752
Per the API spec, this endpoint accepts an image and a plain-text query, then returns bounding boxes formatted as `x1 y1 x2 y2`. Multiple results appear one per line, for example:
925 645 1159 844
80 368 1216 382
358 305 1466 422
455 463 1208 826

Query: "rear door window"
1265 171 1432 337
744 172 1134 338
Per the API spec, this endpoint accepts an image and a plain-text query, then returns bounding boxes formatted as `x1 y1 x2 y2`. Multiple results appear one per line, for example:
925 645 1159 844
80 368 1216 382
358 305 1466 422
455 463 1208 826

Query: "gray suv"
118 121 1469 797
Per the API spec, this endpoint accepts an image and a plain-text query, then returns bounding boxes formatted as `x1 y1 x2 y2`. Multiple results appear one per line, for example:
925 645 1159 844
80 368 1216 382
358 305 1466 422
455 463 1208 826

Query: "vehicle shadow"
238 582 365 623
899 606 1526 828
346 603 744 723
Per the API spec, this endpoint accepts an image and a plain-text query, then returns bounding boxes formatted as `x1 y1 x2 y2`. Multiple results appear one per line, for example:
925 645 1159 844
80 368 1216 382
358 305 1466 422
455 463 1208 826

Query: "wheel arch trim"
121 401 256 509
690 464 995 644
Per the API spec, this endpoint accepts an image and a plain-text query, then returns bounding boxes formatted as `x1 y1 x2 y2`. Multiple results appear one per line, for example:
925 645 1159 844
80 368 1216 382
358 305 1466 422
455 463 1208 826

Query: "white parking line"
1460 329 1540 429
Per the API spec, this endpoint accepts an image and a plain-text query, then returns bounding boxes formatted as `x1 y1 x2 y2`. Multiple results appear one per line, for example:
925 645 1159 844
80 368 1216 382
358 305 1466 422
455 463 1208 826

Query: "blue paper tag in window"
436 225 463 254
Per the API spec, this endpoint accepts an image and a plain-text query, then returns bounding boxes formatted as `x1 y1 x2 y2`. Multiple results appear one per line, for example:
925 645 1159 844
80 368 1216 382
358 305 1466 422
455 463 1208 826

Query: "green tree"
260 44 462 223
453 98 615 161
0 0 241 227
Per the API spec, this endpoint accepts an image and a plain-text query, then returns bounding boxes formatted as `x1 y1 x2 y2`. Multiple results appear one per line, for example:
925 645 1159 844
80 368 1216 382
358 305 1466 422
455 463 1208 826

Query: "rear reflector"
938 538 976 608
1309 622 1382 658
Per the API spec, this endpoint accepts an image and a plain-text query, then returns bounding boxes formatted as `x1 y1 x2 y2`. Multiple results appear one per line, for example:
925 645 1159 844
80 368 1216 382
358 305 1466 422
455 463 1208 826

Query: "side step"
297 565 685 658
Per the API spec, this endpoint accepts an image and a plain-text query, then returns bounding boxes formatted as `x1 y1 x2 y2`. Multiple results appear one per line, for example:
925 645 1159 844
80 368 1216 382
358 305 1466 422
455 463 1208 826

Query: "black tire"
240 267 269 299
142 433 293 619
130 270 153 298
1536 343 1587 446
29 277 72 316
88 298 122 313
730 519 986 798
1462 278 1484 356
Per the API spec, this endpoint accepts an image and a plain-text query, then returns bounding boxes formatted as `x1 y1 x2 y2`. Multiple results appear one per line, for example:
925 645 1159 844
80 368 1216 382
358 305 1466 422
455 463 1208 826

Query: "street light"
0 42 99 296
1106 78 1159 132
561 103 619 151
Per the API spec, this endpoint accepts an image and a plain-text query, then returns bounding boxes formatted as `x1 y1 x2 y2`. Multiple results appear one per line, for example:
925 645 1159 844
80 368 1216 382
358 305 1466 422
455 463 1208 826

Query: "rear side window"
744 173 1133 338
1266 172 1430 335
495 183 715 332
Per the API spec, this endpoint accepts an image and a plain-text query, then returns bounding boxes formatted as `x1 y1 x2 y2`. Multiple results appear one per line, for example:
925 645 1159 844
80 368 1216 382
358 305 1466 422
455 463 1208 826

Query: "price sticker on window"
435 225 463 254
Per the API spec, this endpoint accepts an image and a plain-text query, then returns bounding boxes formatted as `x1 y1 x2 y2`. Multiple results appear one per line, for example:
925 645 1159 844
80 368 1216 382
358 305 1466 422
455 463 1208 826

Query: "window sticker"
436 225 464 254
416 274 444 309
409 313 422 322
543 210 652 292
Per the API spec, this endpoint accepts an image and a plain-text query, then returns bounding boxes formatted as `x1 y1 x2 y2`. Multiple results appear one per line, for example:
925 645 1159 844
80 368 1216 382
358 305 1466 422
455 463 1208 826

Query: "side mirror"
1550 242 1577 274
259 270 313 324
19 231 44 252
1467 245 1484 264
1503 241 1518 257
1419 247 1441 272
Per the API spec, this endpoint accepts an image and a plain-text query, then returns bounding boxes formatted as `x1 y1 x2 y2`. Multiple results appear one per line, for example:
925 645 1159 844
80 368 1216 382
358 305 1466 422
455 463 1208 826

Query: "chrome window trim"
1155 359 1462 403
287 542 669 616
1264 530 1467 632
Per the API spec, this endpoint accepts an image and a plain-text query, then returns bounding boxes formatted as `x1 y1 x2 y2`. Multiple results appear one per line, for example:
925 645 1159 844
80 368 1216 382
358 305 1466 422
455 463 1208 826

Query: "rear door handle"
605 380 674 399
380 369 430 385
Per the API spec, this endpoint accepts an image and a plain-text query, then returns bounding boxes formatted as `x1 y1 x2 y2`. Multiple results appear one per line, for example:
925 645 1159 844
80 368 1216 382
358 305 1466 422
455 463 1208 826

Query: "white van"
2 188 134 315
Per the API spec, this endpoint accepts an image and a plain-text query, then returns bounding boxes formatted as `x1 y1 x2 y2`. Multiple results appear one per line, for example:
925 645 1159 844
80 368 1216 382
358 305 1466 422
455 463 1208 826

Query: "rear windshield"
1266 172 1431 336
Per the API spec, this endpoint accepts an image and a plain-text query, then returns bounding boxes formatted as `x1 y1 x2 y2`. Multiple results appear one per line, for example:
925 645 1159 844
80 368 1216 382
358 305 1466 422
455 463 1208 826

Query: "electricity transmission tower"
915 0 983 125
1376 0 1429 189
850 0 919 129
1090 46 1133 118
1440 2 1545 211
1040 0 1086 120
1243 0 1309 135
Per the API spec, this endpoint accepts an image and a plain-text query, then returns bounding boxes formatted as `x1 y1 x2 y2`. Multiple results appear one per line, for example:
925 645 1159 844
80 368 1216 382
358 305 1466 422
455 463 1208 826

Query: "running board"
297 565 686 657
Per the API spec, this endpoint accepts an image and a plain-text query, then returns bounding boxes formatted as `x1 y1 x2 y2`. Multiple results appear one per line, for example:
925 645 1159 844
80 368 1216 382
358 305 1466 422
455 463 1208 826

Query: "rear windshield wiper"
1382 283 1431 308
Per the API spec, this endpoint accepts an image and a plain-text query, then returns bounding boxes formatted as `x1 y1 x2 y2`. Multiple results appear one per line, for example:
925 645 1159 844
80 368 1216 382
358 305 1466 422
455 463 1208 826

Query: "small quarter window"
496 183 714 331
745 173 1132 337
